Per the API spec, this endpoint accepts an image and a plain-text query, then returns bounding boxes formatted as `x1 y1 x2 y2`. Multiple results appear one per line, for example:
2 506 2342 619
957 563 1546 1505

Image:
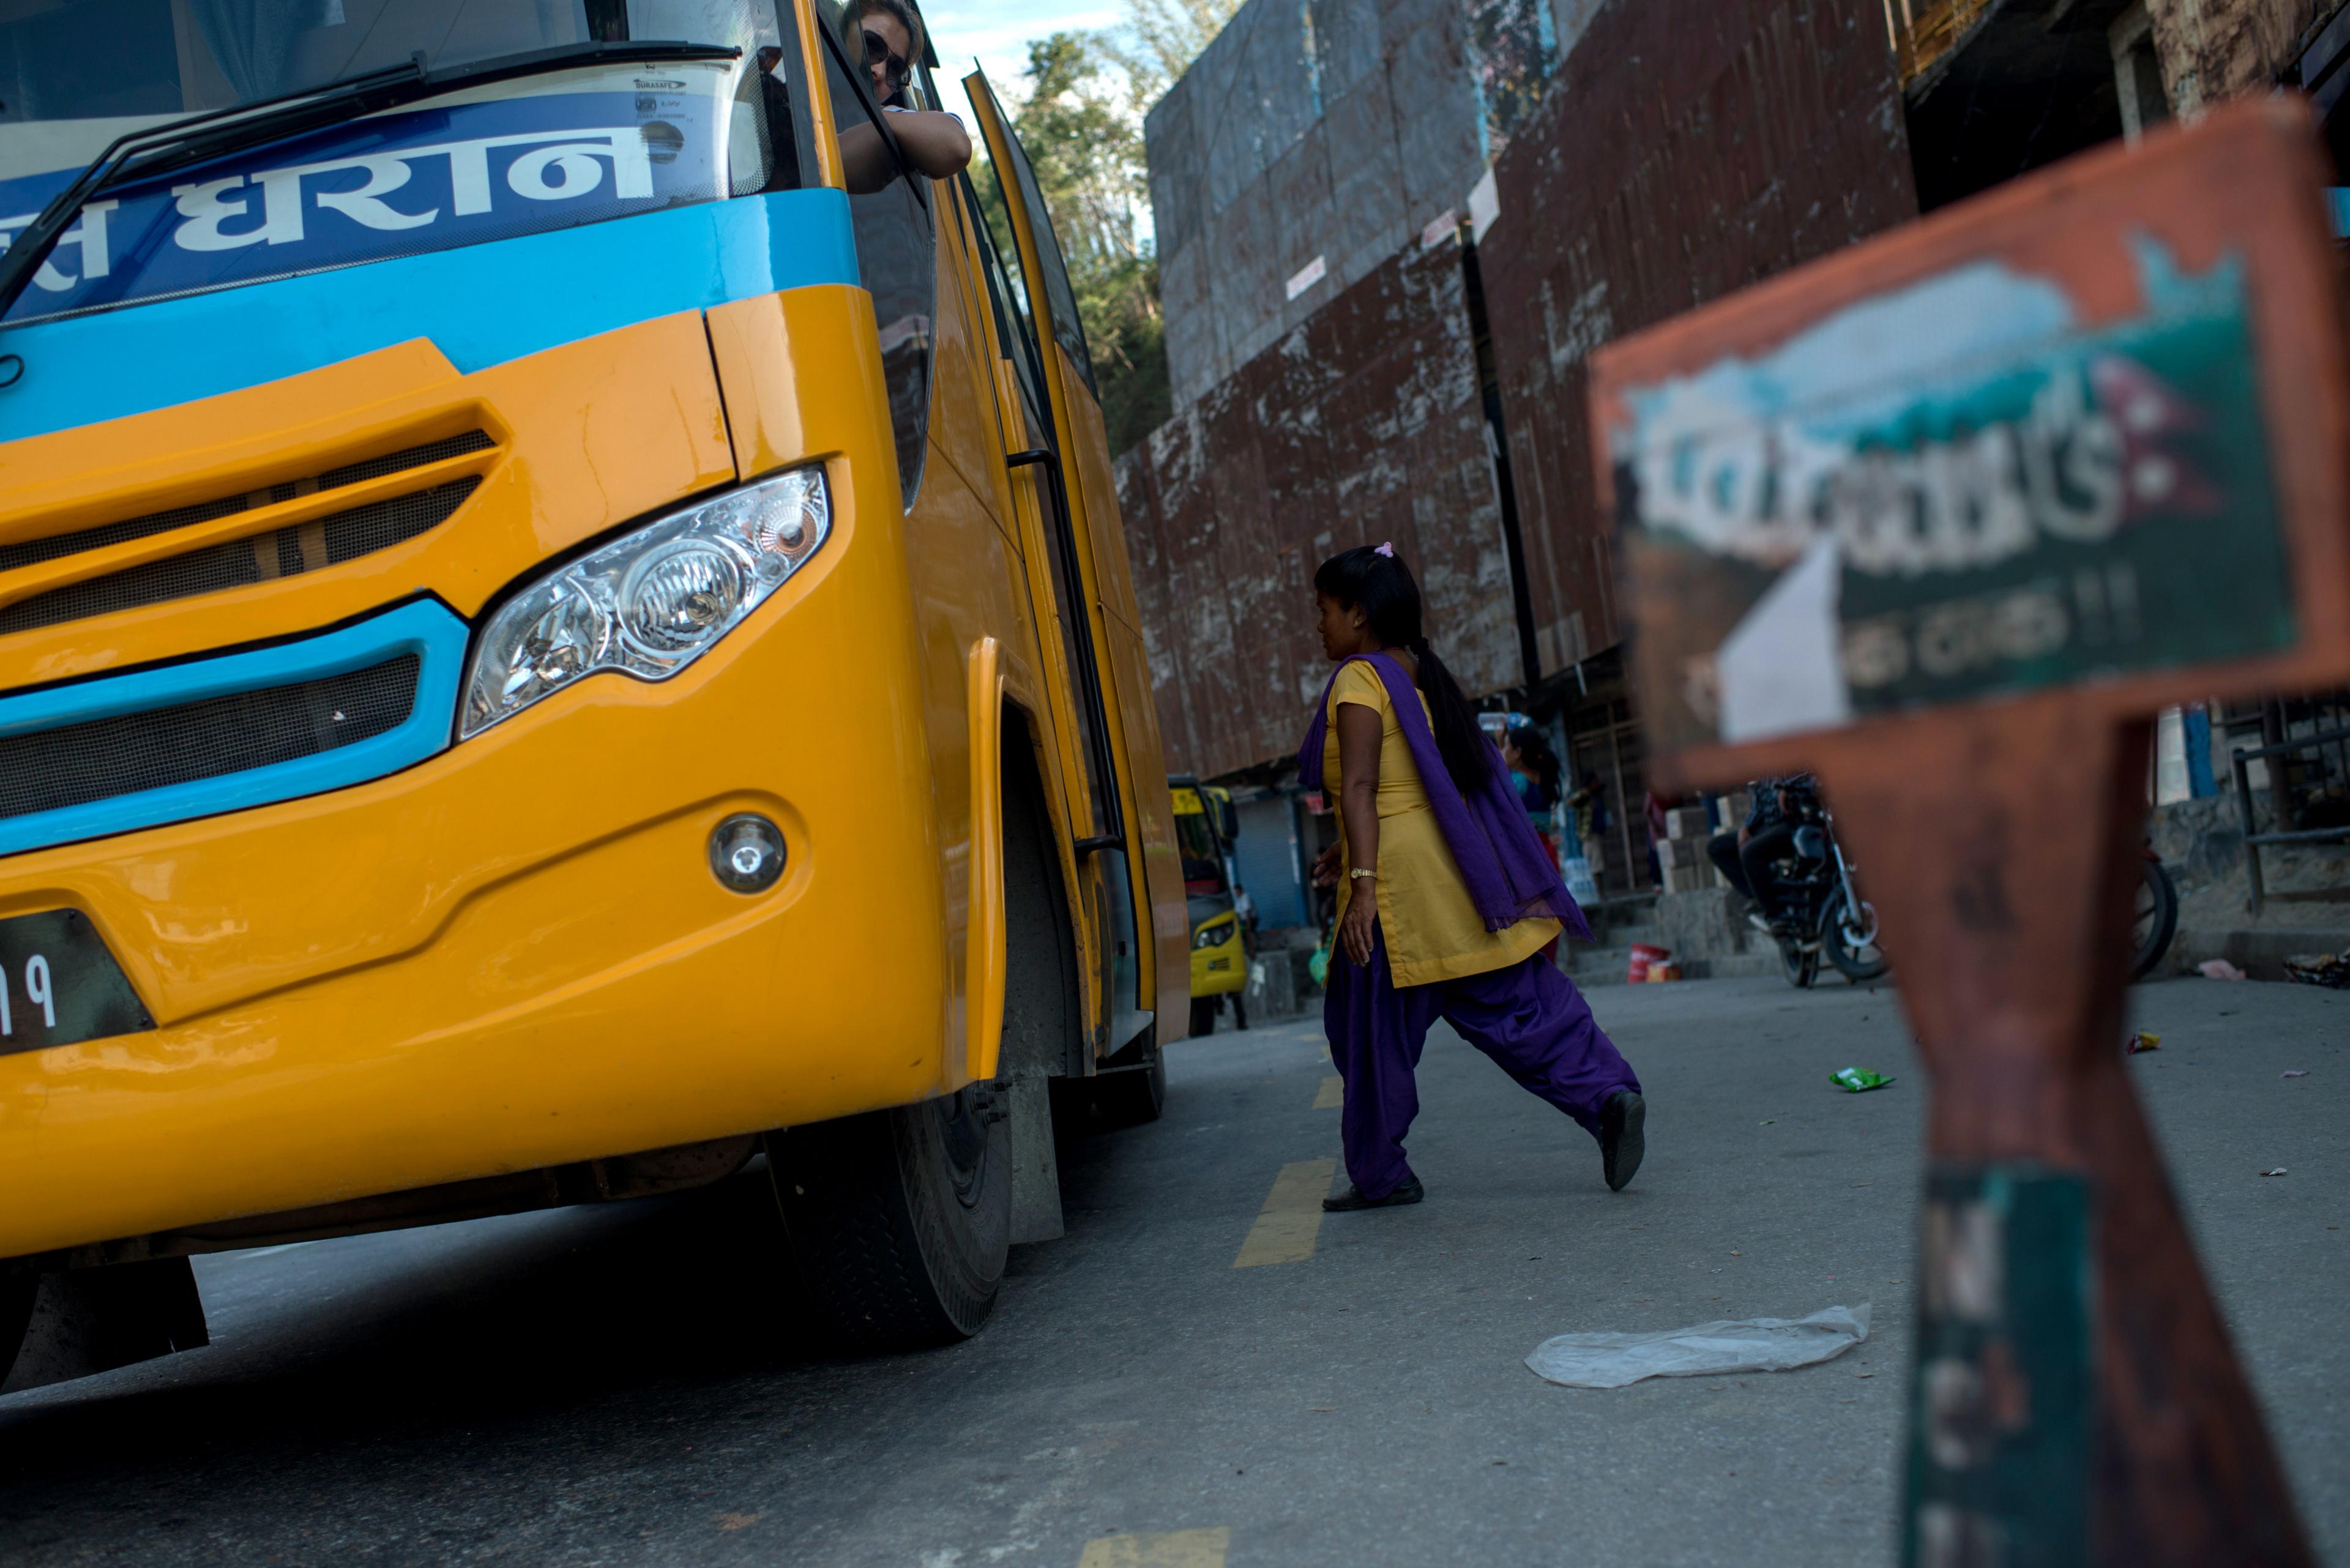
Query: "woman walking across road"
1302 544 1646 1211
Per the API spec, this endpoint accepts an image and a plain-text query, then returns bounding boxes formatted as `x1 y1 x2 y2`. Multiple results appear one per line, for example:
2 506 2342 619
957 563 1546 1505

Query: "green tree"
975 1 1239 455
1099 0 1244 106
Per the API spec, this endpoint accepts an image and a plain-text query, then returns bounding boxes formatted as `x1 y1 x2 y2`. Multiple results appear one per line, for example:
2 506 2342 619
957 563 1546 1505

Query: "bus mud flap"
1003 1075 1064 1245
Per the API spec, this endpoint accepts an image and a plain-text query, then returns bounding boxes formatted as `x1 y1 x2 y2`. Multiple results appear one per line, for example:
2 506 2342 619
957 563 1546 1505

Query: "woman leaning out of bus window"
1301 544 1648 1211
838 0 972 193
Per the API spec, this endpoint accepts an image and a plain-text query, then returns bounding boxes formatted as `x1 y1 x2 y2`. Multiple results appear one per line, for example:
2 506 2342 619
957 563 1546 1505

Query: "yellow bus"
1171 778 1246 1034
0 0 1184 1378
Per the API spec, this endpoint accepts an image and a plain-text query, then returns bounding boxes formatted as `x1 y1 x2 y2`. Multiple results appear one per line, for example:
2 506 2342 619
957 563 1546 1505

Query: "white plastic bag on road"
1524 1303 1871 1389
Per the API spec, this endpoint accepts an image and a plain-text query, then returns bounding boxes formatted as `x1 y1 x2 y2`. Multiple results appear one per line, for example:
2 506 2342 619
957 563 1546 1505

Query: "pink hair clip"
1374 540 1395 558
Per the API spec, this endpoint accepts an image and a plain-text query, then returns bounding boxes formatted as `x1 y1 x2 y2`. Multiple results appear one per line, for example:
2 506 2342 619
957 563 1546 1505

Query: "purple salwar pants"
1324 920 1640 1200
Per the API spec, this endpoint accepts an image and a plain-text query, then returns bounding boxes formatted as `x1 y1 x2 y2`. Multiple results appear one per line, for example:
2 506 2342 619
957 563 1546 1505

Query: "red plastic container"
1627 943 1670 984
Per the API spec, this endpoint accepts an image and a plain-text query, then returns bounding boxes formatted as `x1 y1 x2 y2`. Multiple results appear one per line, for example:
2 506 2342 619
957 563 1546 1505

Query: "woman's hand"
1311 840 1344 888
1338 881 1378 968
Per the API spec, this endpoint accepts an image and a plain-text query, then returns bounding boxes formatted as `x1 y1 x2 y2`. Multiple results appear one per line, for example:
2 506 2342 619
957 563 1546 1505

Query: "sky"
927 0 1126 90
922 0 1126 125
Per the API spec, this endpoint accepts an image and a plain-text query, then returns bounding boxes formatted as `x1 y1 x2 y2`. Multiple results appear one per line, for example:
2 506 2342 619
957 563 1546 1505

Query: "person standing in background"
1704 775 1820 933
1501 725 1564 867
1643 788 1674 889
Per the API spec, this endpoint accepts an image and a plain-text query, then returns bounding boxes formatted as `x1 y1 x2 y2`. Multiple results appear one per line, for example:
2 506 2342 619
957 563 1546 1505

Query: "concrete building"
1119 0 1915 928
1125 0 2350 971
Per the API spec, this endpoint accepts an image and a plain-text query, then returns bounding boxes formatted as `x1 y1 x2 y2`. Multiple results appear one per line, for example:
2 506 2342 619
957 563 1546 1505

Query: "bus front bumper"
1190 931 1246 998
0 539 949 1263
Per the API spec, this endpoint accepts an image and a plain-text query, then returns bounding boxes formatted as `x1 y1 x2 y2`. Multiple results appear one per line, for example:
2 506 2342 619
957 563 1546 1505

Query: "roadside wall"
1116 236 1519 778
1474 0 1919 674
1146 0 1573 410
1125 0 1919 777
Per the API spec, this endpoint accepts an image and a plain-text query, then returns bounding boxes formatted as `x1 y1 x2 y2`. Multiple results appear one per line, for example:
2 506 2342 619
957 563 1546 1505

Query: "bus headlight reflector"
621 540 742 659
1194 919 1236 950
462 466 830 737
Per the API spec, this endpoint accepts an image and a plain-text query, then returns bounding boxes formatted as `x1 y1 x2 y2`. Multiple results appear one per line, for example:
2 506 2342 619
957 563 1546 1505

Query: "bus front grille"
0 655 422 824
0 431 495 576
0 479 482 636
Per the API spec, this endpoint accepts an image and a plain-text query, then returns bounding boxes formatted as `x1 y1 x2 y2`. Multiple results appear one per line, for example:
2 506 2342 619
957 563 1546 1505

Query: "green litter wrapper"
1830 1067 1893 1093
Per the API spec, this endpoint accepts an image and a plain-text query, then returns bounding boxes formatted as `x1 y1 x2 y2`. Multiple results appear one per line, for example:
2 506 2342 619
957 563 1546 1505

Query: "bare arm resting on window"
841 110 972 193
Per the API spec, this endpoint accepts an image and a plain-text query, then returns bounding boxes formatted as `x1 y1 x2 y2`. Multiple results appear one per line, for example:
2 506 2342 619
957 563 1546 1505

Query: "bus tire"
769 1083 1011 1351
0 1272 31 1388
1091 1041 1167 1127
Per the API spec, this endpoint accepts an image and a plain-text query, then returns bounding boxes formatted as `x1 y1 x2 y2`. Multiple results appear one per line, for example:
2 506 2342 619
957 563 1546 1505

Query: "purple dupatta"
1298 652 1592 943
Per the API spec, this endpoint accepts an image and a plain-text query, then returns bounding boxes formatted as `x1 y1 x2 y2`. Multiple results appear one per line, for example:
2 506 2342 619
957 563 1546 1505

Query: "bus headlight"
1194 918 1237 950
460 466 830 737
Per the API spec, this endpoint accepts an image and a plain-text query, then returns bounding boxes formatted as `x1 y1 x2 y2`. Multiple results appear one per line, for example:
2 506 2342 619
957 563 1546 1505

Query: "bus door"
957 95 1150 1061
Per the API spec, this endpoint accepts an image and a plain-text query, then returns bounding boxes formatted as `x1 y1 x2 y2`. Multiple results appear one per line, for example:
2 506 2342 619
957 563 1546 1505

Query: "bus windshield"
0 1 791 327
1175 807 1224 894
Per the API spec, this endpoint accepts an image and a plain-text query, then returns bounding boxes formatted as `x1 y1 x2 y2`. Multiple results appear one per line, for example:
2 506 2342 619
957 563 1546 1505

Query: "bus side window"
816 4 937 508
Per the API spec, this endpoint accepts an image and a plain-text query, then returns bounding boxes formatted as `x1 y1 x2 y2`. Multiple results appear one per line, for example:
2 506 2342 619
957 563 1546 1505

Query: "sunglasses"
861 29 912 91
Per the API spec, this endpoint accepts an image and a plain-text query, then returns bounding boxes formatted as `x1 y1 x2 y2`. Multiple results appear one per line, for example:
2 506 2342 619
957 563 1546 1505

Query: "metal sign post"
1590 102 2344 1567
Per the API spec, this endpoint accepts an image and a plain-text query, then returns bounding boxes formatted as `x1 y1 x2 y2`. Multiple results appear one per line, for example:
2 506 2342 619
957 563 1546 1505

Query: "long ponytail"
1313 545 1495 799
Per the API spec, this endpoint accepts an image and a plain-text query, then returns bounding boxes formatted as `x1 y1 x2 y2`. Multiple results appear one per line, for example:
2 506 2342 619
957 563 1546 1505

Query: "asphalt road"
0 973 2340 1567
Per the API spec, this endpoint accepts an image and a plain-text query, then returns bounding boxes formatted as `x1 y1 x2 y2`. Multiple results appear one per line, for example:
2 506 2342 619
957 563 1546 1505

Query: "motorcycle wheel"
1823 889 1891 983
1779 938 1819 988
2128 857 2180 982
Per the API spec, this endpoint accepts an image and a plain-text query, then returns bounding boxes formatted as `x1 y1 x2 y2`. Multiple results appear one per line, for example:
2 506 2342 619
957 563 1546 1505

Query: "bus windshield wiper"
0 40 740 334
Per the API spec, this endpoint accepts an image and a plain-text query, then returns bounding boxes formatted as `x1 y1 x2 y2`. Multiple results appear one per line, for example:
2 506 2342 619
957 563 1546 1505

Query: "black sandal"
1600 1090 1646 1192
1322 1178 1425 1211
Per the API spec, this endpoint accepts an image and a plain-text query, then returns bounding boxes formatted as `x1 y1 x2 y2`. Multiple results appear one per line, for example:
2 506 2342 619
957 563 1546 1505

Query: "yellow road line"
1313 1075 1344 1110
1078 1528 1231 1567
1234 1157 1337 1268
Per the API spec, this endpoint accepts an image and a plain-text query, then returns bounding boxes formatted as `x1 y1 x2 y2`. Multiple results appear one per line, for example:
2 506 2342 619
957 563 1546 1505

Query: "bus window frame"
961 74 1095 397
966 65 1160 1036
960 166 1122 850
959 170 1051 457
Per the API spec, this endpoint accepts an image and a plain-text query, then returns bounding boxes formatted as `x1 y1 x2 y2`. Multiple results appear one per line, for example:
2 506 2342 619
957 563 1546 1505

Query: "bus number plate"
0 909 154 1056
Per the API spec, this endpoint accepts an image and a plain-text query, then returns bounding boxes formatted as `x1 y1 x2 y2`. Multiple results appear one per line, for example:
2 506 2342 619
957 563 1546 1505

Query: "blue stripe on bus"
0 600 468 859
0 188 859 446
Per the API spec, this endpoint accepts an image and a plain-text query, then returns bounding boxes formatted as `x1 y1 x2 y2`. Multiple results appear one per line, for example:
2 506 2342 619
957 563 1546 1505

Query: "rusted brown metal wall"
1477 0 1919 676
2147 0 2324 111
1117 237 1520 779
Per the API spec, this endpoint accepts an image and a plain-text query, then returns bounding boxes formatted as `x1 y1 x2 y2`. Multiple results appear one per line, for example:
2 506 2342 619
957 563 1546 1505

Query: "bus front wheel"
769 1083 1011 1351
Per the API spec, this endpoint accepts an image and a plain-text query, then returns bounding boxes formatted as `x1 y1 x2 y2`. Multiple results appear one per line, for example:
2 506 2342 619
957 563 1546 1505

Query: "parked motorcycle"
1757 809 1890 988
2130 844 2180 982
1750 812 2167 987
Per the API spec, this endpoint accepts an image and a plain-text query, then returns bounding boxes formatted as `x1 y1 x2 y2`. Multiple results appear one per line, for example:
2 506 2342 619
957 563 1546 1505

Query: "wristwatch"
1349 867 1377 879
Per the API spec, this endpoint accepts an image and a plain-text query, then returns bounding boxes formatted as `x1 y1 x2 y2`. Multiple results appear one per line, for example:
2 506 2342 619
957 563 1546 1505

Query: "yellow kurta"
1326 660 1559 988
